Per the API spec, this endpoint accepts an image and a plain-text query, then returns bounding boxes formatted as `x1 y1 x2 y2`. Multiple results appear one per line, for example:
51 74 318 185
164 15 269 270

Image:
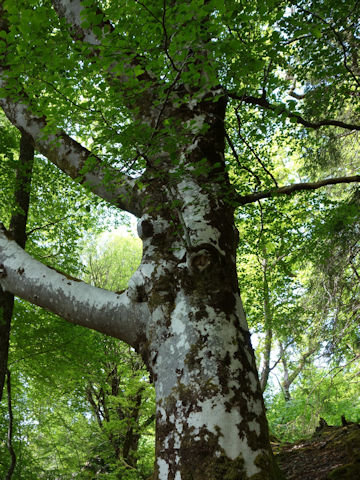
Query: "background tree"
82 233 155 479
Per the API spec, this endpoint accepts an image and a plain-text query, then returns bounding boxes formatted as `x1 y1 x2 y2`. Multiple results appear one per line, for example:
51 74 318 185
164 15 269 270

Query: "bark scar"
0 264 7 278
188 249 212 272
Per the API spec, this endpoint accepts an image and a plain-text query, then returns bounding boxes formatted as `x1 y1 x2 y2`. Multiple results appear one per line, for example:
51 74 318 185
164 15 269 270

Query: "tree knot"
0 263 7 278
187 249 212 273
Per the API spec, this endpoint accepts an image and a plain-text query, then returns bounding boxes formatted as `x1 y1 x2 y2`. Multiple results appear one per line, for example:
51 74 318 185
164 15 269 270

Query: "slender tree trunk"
279 340 318 403
122 390 143 467
260 254 273 393
260 327 272 393
0 292 15 402
279 342 291 402
5 369 16 480
0 133 34 401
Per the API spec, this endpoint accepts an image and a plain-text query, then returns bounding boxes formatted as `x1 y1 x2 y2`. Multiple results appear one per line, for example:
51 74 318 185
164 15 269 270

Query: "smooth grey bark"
0 228 149 348
260 327 272 393
279 341 292 402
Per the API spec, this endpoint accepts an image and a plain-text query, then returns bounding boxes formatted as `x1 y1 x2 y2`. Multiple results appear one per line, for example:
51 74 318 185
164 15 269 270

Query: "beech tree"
0 0 359 478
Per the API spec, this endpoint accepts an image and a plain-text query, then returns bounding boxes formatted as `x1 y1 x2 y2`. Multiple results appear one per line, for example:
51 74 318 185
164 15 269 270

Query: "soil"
274 419 360 480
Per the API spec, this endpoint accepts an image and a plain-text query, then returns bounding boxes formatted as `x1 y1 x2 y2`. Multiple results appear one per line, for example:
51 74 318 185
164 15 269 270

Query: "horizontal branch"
228 93 360 131
0 93 143 217
0 225 148 347
237 175 360 205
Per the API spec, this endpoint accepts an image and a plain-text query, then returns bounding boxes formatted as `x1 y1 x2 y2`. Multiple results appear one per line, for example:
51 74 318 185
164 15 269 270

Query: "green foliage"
0 113 152 478
266 366 360 442
82 232 142 291
0 0 359 472
4 233 153 480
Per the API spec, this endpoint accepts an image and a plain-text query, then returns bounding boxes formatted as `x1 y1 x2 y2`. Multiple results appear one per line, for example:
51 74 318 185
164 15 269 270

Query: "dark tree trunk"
5 369 16 480
0 132 34 401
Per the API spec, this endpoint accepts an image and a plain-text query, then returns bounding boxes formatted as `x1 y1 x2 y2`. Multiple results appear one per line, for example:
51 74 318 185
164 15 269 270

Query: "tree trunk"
279 339 318 403
259 252 273 393
149 289 281 479
0 291 14 401
0 132 34 401
133 160 283 478
279 341 291 402
5 369 16 480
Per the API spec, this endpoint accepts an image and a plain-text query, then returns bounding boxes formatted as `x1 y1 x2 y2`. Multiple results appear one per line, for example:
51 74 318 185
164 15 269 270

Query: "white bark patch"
248 419 261 436
157 405 167 422
157 458 169 479
186 114 205 133
153 294 196 400
187 397 243 459
186 138 200 153
177 177 225 255
247 371 259 393
247 397 264 417
186 397 261 475
171 303 187 335
140 263 156 279
57 0 101 45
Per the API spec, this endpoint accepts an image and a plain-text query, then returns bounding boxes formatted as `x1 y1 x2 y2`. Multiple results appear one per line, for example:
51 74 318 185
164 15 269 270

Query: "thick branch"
52 0 110 46
237 175 360 205
0 95 143 216
51 0 154 87
0 226 148 347
228 93 360 131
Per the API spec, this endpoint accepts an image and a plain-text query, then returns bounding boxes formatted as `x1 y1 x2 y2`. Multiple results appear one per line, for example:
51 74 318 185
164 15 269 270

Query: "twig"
161 0 181 73
234 107 279 187
227 93 360 131
26 215 72 237
224 130 262 186
299 7 360 88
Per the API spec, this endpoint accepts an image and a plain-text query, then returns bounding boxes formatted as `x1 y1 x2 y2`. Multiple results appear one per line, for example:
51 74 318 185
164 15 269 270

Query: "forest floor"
274 419 360 480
